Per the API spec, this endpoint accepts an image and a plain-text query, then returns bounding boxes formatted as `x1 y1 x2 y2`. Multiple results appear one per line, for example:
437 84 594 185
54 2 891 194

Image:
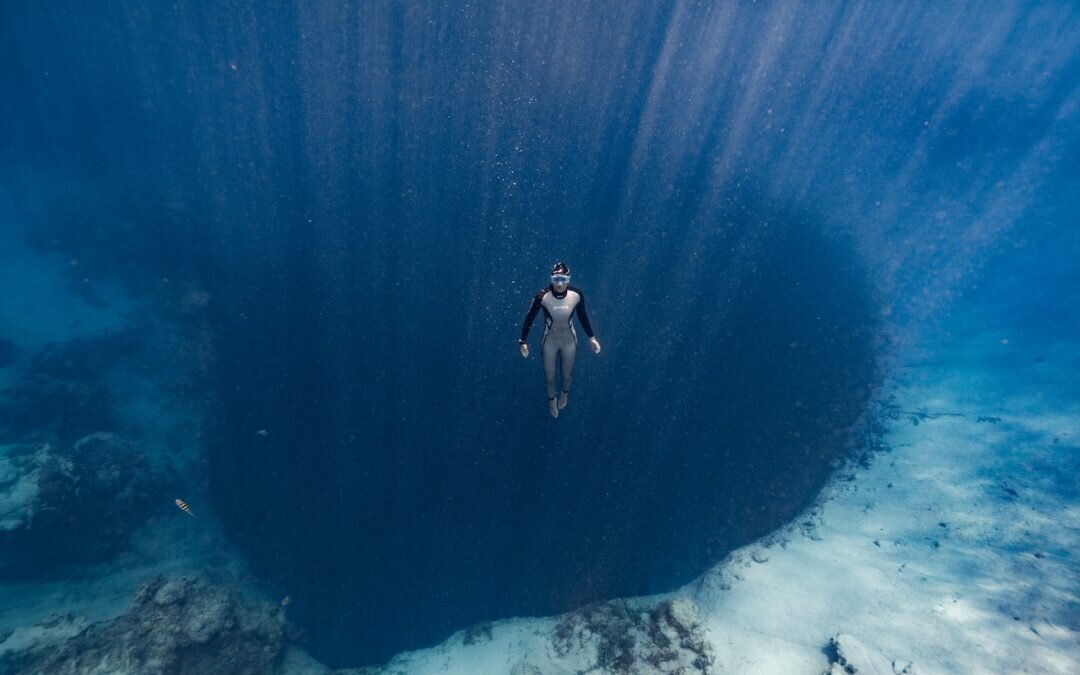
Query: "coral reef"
0 432 162 577
0 575 286 675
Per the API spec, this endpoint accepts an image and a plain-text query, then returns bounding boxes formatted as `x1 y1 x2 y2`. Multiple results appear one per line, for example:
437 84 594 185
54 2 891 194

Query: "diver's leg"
543 336 559 418
558 339 577 410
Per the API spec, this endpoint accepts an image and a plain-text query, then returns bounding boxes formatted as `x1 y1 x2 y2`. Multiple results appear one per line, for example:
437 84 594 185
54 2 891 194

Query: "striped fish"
175 498 195 517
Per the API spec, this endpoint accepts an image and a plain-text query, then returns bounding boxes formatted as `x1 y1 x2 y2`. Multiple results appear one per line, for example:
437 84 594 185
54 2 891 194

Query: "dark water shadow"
22 181 882 667
197 189 882 667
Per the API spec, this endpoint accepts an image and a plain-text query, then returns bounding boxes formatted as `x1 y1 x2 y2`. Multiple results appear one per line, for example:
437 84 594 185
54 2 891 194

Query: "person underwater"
519 262 601 418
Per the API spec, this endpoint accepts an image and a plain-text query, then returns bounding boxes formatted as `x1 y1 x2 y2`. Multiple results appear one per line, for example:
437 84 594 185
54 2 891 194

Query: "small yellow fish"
175 498 195 517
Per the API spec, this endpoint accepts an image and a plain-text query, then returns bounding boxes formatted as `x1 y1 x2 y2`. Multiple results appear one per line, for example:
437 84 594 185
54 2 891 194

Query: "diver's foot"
549 398 559 418
558 391 569 410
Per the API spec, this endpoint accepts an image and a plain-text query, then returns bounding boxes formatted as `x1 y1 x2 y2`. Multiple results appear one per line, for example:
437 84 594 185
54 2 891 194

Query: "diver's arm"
520 292 543 341
571 288 601 354
519 291 544 356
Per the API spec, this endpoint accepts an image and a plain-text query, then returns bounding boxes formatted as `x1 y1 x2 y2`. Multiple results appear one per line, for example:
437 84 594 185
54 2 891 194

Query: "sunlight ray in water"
0 1 1077 672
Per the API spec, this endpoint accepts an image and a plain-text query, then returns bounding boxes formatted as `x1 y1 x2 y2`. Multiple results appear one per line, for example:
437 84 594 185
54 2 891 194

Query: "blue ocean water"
1 1 1077 670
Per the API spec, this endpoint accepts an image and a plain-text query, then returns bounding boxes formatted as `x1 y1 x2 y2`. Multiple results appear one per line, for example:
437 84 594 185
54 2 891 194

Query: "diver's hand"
519 342 529 358
589 337 601 354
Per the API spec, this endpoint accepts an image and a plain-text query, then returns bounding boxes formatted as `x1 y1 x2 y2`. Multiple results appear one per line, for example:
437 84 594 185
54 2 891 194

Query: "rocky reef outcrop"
0 331 141 445
823 634 915 674
552 597 715 674
0 371 116 446
0 432 161 577
0 575 286 675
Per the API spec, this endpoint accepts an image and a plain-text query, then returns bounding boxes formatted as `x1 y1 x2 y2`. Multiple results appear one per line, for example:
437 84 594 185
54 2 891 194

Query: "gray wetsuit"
520 286 595 399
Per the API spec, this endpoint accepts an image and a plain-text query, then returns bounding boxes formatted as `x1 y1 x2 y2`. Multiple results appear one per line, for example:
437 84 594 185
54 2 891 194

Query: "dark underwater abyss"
3 1 1078 668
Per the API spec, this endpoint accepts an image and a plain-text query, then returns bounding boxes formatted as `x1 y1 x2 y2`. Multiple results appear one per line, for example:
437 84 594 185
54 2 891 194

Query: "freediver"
518 262 601 418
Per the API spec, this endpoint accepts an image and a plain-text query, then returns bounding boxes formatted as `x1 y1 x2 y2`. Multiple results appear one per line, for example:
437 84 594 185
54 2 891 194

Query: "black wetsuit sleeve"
572 288 595 338
519 291 544 342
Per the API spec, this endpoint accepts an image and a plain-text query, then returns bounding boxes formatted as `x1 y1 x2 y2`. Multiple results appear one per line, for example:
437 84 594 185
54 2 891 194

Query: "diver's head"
550 262 570 292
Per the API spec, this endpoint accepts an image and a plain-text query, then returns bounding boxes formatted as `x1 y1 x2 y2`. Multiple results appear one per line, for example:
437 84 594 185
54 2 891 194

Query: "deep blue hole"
1 4 884 666
204 197 880 667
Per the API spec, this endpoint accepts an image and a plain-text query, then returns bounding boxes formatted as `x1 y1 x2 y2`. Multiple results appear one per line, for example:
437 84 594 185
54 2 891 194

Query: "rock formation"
0 432 161 577
552 597 715 674
0 575 286 675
